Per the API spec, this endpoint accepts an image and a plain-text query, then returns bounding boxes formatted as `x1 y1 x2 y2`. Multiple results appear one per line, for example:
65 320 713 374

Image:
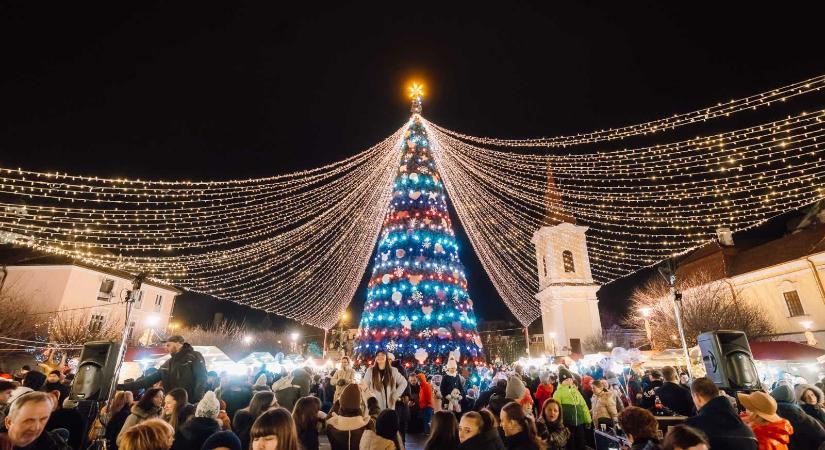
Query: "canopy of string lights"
1 74 823 328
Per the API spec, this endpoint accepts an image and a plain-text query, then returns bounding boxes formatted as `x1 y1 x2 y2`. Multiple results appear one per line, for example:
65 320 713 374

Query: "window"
562 250 575 273
134 290 144 309
97 279 115 301
154 294 163 312
127 321 136 341
784 291 805 317
89 314 105 333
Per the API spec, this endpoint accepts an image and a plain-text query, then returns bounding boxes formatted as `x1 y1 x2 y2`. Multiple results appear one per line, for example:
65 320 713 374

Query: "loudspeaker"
697 330 761 390
69 341 119 402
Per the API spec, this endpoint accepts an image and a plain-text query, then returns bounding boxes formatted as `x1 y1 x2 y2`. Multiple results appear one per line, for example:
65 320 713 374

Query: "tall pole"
524 327 531 358
659 263 693 377
322 329 328 358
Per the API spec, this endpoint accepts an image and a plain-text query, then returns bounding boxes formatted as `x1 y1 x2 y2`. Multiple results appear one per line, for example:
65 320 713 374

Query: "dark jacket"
502 430 540 450
42 381 70 405
172 416 221 450
639 379 663 410
630 437 662 450
232 409 256 450
274 369 311 412
770 384 825 450
219 385 252 419
654 382 695 417
297 425 320 450
474 382 505 411
105 407 132 450
440 374 464 401
458 431 500 450
684 396 757 450
0 429 72 450
121 344 208 402
45 407 87 450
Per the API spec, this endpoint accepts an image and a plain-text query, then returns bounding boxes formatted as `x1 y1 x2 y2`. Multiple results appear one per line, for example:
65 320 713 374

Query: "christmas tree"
354 84 484 370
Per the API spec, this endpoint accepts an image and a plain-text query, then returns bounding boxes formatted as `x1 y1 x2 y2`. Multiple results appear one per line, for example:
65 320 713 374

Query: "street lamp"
639 307 653 348
801 321 818 346
243 335 253 345
607 341 614 349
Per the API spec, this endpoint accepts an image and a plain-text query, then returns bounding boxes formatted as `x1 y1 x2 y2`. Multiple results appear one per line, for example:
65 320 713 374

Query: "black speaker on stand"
697 330 761 391
69 341 119 402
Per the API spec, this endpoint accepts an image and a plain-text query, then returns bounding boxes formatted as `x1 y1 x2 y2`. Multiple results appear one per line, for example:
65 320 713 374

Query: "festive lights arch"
0 74 823 328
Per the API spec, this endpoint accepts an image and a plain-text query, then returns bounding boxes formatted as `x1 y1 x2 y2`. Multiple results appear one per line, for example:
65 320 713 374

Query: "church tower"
530 171 601 355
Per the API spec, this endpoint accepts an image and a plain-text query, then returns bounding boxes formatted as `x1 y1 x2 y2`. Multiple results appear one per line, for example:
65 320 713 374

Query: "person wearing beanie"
769 383 825 450
201 430 242 450
439 356 464 411
505 374 533 410
738 390 794 450
553 367 591 450
173 391 222 450
326 383 371 450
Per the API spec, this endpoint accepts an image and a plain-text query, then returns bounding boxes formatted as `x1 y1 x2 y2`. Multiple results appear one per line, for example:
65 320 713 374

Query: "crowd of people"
2 336 825 450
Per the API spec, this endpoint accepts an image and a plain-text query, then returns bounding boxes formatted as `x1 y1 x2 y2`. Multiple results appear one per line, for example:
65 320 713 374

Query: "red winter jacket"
535 383 554 410
418 373 434 409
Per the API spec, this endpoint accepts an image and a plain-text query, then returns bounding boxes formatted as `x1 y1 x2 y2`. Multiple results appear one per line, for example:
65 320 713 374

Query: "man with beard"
120 336 207 402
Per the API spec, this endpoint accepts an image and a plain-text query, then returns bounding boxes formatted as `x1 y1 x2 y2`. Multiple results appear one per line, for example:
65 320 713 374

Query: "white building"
0 246 181 344
531 174 602 355
675 207 825 347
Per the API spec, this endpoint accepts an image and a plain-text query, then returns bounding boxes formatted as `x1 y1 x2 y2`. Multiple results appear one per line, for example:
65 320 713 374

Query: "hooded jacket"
358 429 400 450
794 383 825 425
749 419 793 450
417 373 434 409
534 383 554 411
121 343 208 402
326 414 372 450
591 389 619 421
684 395 757 450
552 384 591 426
770 384 825 450
119 404 162 437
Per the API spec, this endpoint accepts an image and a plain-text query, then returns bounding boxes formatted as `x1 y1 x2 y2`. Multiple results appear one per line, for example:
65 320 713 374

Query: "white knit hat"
196 391 221 419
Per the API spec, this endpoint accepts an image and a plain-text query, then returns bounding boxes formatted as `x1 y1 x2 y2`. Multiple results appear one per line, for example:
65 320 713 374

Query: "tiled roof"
676 223 825 280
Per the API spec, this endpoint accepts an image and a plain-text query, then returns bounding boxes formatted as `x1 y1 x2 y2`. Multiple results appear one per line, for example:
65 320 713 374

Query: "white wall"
1 264 178 343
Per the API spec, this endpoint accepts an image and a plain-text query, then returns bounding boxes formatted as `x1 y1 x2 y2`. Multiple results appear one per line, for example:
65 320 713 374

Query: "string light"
0 74 823 327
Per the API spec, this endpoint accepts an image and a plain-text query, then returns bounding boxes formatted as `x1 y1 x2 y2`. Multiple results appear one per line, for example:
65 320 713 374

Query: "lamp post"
339 311 349 354
640 307 653 349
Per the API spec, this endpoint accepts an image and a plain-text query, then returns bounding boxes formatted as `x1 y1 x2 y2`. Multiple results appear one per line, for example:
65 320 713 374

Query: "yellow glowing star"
408 82 424 99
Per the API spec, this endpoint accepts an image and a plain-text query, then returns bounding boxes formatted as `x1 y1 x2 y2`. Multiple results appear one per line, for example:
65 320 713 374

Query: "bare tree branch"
625 268 774 348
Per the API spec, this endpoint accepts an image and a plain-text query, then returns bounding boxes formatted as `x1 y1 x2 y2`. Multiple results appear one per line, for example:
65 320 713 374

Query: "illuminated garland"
0 74 823 327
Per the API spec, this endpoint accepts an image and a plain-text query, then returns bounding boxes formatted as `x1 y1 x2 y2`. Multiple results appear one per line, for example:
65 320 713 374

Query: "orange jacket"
750 419 793 450
417 373 434 409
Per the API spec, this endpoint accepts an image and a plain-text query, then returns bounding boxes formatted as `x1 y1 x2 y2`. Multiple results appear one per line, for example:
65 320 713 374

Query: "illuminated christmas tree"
354 84 484 370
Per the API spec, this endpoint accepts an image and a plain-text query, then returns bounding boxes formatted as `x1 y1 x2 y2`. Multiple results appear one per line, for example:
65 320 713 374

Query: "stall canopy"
237 352 278 367
748 341 825 361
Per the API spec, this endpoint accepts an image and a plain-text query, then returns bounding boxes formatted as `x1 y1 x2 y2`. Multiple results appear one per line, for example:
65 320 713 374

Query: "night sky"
2 3 824 331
